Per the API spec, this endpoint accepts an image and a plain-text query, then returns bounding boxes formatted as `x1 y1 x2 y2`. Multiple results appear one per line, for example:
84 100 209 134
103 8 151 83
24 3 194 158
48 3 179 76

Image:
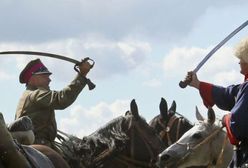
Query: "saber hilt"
179 79 191 88
74 57 96 90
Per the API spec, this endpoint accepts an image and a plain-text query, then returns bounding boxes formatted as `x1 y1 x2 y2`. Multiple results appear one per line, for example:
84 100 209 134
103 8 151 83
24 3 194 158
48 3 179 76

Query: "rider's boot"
0 112 31 168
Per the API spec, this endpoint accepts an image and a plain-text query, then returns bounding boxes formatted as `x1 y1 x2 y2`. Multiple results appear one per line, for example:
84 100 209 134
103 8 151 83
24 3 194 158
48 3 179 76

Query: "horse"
0 112 70 168
149 97 193 147
56 99 166 168
157 107 233 168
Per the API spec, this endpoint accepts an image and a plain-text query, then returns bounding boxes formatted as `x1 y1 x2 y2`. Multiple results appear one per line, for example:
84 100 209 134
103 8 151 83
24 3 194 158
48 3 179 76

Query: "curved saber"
0 50 96 90
179 20 248 88
194 20 248 73
0 51 80 64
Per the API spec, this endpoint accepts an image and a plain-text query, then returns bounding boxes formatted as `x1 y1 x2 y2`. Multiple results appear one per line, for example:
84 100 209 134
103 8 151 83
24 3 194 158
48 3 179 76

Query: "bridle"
57 116 162 168
175 124 227 167
114 118 162 168
158 112 190 146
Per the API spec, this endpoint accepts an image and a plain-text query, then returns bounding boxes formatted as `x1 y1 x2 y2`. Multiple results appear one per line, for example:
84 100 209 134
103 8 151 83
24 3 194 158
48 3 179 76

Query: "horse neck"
209 127 232 168
133 118 165 151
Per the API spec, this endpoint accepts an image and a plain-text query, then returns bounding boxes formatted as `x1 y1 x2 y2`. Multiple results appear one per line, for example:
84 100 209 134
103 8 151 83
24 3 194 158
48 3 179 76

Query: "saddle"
16 142 55 168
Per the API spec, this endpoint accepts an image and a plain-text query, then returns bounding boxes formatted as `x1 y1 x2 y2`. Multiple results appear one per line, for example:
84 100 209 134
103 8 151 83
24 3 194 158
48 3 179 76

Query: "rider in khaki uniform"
15 58 92 151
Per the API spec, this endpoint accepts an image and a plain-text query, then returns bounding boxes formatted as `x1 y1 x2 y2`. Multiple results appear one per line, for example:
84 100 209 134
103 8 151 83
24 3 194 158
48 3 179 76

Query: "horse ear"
168 100 176 114
195 106 204 121
207 107 215 125
130 99 139 119
160 97 168 120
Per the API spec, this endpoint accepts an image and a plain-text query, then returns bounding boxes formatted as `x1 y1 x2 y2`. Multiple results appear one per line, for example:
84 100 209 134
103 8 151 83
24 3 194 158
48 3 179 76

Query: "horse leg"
0 113 31 168
32 144 70 168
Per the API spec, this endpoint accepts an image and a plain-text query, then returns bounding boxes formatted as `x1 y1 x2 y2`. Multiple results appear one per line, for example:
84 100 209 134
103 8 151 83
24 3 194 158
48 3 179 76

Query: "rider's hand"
185 71 200 89
221 113 231 127
79 61 91 76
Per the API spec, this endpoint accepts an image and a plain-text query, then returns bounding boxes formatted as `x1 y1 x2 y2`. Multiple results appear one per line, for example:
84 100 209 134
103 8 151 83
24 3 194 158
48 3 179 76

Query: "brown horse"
0 112 70 168
56 99 166 168
32 144 70 168
149 98 207 168
149 98 193 147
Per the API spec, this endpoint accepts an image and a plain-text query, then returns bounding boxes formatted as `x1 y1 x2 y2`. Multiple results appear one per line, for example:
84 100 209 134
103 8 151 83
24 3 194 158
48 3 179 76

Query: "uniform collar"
26 85 49 90
26 85 38 90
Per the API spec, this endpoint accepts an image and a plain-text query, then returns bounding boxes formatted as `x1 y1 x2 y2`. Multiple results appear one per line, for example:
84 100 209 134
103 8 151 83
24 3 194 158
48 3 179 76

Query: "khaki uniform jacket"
15 74 87 142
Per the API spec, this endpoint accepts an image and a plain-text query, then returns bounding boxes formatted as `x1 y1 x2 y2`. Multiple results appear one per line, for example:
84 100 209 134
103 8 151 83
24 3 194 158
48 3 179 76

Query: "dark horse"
0 112 69 168
149 98 207 168
56 99 166 168
149 98 193 147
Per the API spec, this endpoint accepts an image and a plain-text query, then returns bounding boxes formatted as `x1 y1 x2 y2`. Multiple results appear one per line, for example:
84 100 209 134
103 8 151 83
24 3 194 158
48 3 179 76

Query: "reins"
176 125 226 167
56 116 162 168
115 118 160 168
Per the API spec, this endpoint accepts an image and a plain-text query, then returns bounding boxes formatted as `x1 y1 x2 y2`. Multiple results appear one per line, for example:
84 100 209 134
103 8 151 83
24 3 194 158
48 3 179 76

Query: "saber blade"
194 20 248 73
179 20 248 88
0 51 80 64
0 50 96 90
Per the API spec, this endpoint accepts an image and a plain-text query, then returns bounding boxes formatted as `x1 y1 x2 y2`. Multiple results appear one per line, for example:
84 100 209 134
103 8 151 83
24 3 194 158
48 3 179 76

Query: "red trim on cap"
22 63 44 83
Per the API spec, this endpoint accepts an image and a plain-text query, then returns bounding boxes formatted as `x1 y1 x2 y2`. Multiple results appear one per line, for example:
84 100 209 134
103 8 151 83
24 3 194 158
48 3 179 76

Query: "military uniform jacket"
15 74 87 142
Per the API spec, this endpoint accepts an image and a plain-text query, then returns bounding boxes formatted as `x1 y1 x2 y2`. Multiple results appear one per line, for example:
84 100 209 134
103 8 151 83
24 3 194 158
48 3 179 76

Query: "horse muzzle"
156 150 180 168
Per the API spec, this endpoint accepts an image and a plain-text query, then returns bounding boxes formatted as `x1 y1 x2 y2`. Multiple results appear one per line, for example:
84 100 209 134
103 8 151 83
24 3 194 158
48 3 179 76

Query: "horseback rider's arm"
28 59 92 109
186 71 237 109
186 71 241 145
29 73 88 109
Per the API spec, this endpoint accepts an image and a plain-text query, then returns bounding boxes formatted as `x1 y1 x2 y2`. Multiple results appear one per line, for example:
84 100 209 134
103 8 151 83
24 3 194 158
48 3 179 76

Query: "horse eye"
192 133 202 139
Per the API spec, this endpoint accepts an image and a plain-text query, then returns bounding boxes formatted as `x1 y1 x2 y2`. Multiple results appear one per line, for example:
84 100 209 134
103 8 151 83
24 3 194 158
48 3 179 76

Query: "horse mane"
57 115 131 167
82 111 148 151
82 115 130 150
57 99 165 168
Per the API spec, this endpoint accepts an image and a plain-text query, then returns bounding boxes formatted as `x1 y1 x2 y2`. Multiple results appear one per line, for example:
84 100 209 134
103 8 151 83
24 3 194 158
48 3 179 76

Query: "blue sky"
0 0 247 137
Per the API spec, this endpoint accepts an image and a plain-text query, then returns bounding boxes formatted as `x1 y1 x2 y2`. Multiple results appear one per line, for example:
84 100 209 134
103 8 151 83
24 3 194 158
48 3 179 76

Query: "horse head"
58 99 165 168
157 107 233 168
149 98 193 147
122 99 165 167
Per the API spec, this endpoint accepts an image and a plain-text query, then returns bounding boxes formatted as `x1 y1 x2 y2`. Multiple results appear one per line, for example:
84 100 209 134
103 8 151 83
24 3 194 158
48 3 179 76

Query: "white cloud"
163 46 242 85
0 37 151 81
0 70 13 81
163 47 207 77
212 70 242 86
58 99 130 137
0 0 246 43
142 78 162 88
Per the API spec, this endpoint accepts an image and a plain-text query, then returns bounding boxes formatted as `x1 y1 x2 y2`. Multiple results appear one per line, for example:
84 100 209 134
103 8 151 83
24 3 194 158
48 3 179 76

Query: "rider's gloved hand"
79 61 91 76
185 71 200 89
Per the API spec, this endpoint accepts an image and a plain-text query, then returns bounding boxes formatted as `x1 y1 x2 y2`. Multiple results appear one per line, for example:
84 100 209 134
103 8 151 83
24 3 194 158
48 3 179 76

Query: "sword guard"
74 57 96 90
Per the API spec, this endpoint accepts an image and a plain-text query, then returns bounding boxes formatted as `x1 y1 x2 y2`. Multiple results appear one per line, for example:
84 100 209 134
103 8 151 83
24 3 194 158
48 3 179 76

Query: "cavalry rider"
185 36 248 167
15 58 92 153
